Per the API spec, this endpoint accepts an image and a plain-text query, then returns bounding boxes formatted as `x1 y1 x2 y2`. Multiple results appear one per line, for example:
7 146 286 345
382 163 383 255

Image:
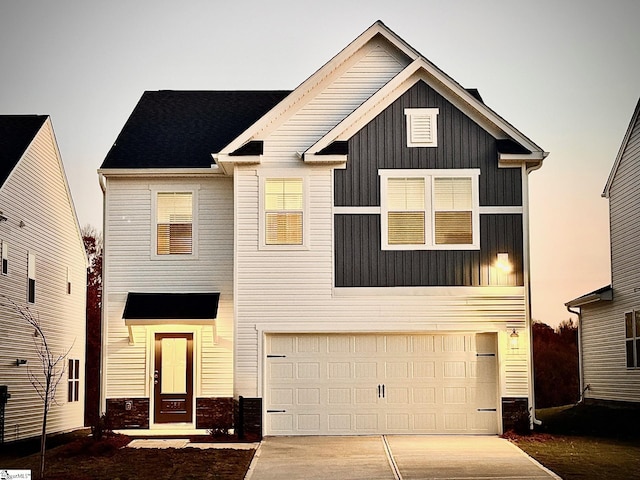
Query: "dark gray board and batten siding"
334 81 524 288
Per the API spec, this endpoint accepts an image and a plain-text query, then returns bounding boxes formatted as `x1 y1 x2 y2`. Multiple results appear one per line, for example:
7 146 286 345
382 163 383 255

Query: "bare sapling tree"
1 297 73 479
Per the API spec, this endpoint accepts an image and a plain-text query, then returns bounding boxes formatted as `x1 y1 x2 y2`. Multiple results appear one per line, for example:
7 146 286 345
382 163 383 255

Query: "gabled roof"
100 90 290 169
603 98 640 198
565 285 613 308
304 57 545 163
0 115 48 187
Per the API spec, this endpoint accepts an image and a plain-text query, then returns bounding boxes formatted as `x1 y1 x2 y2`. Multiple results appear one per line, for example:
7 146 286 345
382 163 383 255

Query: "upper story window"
380 169 480 250
625 311 640 369
263 178 305 246
1 240 7 275
66 266 72 295
156 192 193 255
405 108 439 147
27 252 36 303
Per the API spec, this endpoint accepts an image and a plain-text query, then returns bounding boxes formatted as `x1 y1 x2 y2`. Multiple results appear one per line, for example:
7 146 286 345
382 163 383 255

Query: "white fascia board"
214 154 261 176
306 58 547 158
218 22 419 157
303 153 347 164
498 152 547 168
97 167 225 178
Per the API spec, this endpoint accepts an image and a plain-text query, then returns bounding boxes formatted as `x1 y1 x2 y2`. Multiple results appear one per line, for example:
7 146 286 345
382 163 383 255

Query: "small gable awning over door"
123 292 220 344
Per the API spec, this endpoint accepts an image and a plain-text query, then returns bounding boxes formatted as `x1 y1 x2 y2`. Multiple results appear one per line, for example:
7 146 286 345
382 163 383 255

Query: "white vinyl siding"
103 177 233 402
405 108 439 147
264 42 409 160
0 118 86 443
380 169 480 250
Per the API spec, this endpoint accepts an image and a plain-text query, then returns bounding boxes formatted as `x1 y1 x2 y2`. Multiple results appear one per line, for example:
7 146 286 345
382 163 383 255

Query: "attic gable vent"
405 108 439 147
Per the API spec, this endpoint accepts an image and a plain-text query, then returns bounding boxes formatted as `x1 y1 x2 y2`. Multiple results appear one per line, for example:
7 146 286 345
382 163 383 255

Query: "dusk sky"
1 0 639 327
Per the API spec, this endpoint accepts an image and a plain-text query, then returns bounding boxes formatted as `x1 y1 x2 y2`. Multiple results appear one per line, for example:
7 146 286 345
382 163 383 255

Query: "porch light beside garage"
509 329 519 350
495 253 512 274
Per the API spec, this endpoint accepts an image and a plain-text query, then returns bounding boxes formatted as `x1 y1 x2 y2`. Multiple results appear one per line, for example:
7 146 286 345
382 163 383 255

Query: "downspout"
523 161 544 427
98 172 108 416
567 306 585 403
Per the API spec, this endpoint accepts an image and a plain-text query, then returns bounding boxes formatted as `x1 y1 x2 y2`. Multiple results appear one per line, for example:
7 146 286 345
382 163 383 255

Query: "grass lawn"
509 404 640 480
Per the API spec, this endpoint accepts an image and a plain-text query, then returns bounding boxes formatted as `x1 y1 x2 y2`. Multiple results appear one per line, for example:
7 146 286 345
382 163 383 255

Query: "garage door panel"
265 333 498 435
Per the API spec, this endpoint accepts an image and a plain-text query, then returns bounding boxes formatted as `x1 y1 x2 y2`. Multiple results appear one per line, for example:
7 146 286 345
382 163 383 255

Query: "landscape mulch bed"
1 433 255 480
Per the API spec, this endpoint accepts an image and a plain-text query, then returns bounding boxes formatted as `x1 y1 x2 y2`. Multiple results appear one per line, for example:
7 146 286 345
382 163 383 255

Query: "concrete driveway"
245 435 560 480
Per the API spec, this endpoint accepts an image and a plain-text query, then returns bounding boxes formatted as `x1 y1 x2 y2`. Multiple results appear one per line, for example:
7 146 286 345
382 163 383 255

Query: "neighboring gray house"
566 98 640 405
0 115 87 443
99 21 547 437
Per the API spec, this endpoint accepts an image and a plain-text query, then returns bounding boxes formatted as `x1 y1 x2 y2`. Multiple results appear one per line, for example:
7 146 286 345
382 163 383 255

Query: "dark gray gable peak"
0 115 47 187
100 90 290 169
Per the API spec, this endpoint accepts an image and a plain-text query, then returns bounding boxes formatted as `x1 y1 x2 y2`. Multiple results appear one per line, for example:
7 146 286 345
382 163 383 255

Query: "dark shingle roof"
101 90 291 169
0 115 47 187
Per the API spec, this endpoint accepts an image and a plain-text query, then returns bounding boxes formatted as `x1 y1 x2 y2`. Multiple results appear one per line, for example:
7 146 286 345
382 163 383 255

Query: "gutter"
524 161 544 428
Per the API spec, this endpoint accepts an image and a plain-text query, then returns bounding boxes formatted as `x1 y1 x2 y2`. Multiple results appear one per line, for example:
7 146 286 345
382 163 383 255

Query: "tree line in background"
532 319 579 408
82 226 102 427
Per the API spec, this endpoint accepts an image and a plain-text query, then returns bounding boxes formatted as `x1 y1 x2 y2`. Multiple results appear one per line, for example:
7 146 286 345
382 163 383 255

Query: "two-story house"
0 115 87 443
99 21 547 437
566 98 640 406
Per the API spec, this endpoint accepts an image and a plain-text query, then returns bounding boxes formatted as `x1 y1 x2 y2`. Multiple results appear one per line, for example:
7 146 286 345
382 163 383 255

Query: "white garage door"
265 333 498 435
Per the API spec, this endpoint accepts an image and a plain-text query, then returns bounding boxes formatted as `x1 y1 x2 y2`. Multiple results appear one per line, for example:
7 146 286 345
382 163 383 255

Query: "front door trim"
154 332 194 424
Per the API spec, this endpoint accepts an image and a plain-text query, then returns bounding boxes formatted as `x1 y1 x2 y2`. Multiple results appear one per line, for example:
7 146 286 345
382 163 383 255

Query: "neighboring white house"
566 98 640 406
99 21 547 437
0 115 87 443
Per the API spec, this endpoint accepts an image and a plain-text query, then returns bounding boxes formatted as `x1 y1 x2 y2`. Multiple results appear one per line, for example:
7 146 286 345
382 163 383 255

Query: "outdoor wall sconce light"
18 220 26 228
0 211 7 222
16 359 27 367
495 253 512 274
509 329 519 350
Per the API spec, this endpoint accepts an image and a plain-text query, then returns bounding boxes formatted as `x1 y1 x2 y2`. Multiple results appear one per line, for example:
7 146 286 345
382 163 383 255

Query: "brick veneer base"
502 397 529 432
195 397 234 431
106 398 149 429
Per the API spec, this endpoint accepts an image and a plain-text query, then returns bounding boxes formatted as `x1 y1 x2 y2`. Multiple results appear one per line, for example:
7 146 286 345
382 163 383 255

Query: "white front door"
265 333 498 435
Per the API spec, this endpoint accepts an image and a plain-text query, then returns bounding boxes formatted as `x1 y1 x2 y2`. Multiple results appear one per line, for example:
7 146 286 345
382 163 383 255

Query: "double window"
380 169 480 250
625 311 640 368
155 191 194 256
262 177 306 247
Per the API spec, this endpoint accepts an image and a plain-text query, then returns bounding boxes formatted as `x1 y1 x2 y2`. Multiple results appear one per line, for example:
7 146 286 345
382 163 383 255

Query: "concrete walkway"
245 435 560 480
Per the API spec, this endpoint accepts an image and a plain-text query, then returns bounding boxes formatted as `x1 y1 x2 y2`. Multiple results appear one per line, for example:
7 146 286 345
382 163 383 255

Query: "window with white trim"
1 240 7 275
380 169 480 250
27 252 36 303
405 108 439 147
264 178 304 246
156 192 193 255
625 311 640 369
68 358 80 402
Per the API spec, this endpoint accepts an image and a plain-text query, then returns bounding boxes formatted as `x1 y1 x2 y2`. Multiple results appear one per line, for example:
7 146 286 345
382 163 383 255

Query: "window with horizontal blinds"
433 177 473 245
265 178 303 245
380 169 479 250
157 192 193 255
27 252 36 303
388 178 425 245
1 240 7 275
